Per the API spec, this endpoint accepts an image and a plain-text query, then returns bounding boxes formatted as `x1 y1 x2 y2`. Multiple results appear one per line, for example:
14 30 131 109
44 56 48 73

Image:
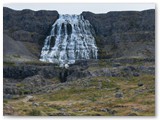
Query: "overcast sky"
3 3 155 14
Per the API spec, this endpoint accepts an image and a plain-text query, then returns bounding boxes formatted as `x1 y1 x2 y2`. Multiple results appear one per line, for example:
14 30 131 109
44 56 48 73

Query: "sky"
3 3 155 14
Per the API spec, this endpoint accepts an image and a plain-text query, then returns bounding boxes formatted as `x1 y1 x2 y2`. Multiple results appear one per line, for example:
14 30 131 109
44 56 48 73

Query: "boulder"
115 91 123 98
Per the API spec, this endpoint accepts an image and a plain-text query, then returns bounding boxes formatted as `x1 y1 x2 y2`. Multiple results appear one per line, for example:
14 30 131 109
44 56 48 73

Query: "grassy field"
4 73 155 116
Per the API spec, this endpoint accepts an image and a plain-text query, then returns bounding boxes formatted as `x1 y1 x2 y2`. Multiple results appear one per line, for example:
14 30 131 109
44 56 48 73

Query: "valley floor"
4 75 155 116
3 59 155 116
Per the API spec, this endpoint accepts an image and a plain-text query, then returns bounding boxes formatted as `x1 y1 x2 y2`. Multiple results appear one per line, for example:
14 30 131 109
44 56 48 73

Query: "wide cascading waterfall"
40 14 98 66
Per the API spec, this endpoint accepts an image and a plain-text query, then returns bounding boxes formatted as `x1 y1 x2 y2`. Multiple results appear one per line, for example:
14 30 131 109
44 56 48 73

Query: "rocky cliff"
82 9 155 59
3 7 59 61
3 7 155 61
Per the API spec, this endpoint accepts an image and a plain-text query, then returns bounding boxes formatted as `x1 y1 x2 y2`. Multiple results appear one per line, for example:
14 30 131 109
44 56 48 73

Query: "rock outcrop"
3 7 59 40
3 59 155 96
82 9 155 59
3 7 59 60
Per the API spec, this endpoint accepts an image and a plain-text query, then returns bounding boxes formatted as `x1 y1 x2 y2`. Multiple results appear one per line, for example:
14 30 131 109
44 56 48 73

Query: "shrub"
3 99 8 104
16 83 25 87
3 61 15 66
28 109 42 116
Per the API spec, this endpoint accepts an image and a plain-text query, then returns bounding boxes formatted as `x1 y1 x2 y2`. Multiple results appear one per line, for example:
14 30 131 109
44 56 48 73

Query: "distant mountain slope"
3 7 59 35
3 33 38 62
3 7 59 62
82 9 155 59
3 7 155 62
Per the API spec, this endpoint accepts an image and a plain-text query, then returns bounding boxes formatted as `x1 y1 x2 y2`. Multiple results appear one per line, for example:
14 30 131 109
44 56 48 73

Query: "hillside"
82 10 155 59
3 7 155 116
3 8 155 61
3 7 59 62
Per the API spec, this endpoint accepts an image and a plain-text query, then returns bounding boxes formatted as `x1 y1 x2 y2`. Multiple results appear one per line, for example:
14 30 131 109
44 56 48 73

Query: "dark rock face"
3 7 59 60
82 10 155 36
3 66 39 79
3 7 155 60
10 30 43 42
59 69 70 83
3 65 61 79
81 9 155 59
3 7 59 39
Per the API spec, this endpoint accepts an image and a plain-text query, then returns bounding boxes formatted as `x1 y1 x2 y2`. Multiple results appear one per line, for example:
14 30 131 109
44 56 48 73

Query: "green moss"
19 89 31 95
49 93 69 101
28 109 42 116
16 83 25 87
3 61 15 66
5 73 155 116
12 54 21 58
98 59 106 67
3 99 8 104
88 94 97 102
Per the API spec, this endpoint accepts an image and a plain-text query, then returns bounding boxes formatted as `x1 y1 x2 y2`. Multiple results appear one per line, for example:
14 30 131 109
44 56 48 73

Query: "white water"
40 14 98 66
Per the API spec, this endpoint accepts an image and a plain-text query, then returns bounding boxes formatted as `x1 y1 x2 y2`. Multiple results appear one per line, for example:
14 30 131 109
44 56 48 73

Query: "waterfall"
40 14 98 66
